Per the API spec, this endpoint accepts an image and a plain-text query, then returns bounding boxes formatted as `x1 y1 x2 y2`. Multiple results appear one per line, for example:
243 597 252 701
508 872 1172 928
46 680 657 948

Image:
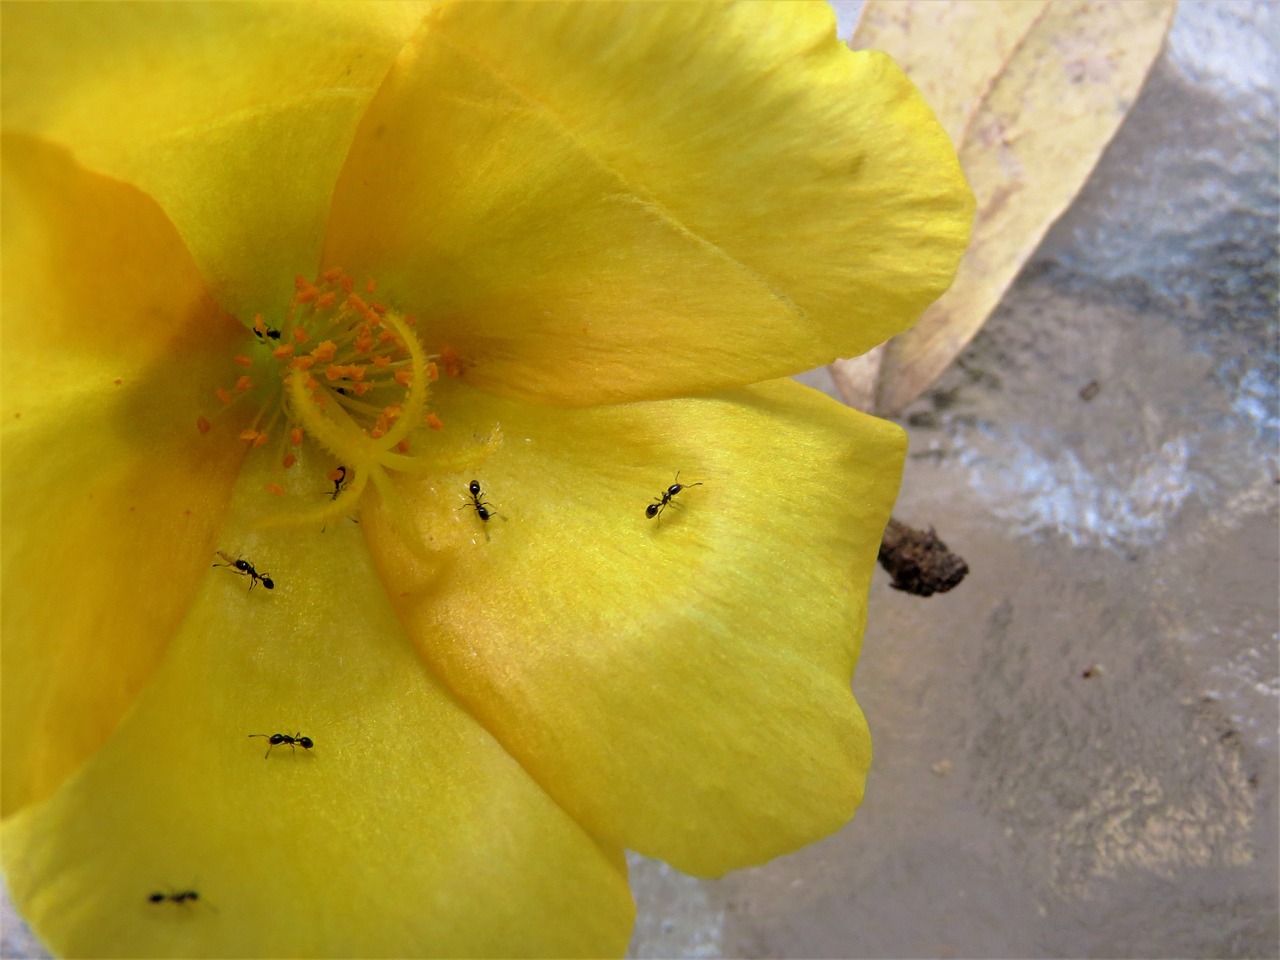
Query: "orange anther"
426 413 444 431
396 439 411 452
215 386 233 404
272 343 295 360
441 347 461 377
369 426 386 440
340 274 354 293
239 429 260 442
325 365 345 382
234 375 252 393
382 404 402 421
322 267 344 283
426 361 439 381
395 369 413 387
327 468 346 482
404 314 417 327
290 426 304 446
289 356 316 371
296 284 318 304
253 432 270 448
283 453 297 469
373 355 391 368
353 382 372 396
196 416 211 434
265 483 286 496
234 354 253 367
316 291 337 309
312 341 337 362
371 301 388 315
355 335 374 354
253 314 267 334
365 279 376 294
293 326 308 343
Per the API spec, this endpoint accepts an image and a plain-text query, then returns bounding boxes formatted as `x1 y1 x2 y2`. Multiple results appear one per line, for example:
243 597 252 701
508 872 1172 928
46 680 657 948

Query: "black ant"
328 466 348 500
148 889 199 905
646 472 703 520
213 551 274 590
249 732 314 759
462 480 493 522
253 326 281 342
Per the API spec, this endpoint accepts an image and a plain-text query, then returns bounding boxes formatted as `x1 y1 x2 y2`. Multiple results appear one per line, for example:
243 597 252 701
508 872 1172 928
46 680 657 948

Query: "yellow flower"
0 2 971 956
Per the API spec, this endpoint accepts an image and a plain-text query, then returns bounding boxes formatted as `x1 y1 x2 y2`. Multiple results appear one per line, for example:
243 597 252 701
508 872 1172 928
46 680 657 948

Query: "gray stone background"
4 1 1276 957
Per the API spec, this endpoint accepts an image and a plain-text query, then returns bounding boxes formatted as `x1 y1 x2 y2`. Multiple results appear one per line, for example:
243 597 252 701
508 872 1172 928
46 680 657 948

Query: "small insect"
253 325 281 342
328 466 348 501
463 480 493 522
249 732 314 759
645 472 703 520
148 890 199 905
213 551 274 591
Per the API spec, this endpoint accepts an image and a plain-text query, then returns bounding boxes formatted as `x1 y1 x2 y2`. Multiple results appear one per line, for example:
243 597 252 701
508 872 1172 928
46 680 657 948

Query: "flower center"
199 269 461 528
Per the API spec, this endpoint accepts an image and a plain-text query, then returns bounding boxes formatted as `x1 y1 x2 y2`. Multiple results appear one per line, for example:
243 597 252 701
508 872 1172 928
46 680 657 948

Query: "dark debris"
878 518 969 597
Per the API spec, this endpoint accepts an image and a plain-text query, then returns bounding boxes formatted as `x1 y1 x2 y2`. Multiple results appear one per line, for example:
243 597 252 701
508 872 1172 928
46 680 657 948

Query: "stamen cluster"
197 269 458 517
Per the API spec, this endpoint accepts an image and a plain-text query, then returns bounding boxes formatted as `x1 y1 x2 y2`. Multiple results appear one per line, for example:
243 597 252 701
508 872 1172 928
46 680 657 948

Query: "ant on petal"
327 466 348 501
252 315 281 342
249 732 314 759
148 890 199 905
462 480 493 522
645 471 703 521
213 551 274 591
457 480 506 541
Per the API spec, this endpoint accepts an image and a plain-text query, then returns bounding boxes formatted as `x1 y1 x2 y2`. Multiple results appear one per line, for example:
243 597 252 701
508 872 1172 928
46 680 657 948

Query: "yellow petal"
866 0 1176 414
325 0 972 404
2 454 634 959
1 2 430 319
363 378 904 875
1 136 247 816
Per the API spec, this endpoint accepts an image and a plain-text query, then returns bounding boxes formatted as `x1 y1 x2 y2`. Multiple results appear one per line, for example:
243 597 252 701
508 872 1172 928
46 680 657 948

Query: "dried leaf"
853 0 1049 145
833 0 1176 415
827 343 884 414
